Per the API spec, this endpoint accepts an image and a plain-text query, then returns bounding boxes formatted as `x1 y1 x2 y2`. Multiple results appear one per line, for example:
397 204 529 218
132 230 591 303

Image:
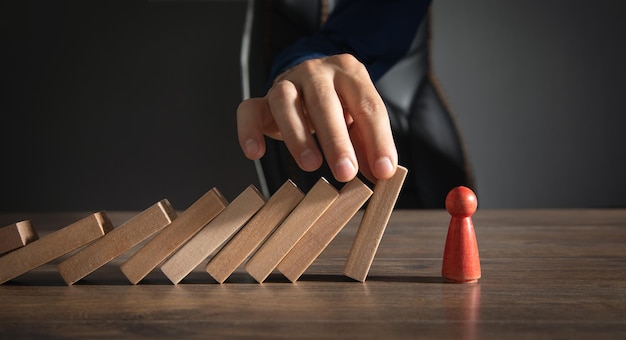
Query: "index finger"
334 61 398 180
301 72 359 183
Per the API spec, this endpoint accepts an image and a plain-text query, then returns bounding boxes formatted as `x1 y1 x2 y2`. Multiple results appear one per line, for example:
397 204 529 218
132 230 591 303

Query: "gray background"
2 0 625 211
431 0 626 208
1 0 258 212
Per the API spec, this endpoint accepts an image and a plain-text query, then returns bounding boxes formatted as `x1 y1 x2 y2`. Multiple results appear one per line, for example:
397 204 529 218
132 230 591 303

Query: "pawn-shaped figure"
442 186 481 283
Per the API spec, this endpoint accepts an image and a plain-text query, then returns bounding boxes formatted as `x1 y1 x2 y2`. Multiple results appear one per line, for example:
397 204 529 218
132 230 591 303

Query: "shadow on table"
2 271 449 286
298 274 447 284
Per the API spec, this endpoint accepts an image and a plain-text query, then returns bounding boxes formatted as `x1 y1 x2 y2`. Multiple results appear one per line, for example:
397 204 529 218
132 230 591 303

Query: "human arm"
237 0 432 183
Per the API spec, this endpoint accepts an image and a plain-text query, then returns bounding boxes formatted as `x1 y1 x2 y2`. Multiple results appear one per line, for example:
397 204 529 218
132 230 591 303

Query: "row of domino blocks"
0 166 407 285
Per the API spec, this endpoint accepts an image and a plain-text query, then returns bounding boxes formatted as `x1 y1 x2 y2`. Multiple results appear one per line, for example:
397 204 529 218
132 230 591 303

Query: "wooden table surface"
1 209 625 339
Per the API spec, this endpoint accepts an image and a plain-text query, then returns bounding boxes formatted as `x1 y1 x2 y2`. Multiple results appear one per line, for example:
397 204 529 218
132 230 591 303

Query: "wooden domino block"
244 178 339 283
343 165 407 282
160 185 265 284
278 177 372 282
58 199 177 285
0 212 113 285
0 220 39 255
120 188 227 284
206 180 304 283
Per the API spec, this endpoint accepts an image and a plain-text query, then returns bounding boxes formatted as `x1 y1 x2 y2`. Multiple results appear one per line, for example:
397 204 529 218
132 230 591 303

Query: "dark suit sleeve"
268 0 432 83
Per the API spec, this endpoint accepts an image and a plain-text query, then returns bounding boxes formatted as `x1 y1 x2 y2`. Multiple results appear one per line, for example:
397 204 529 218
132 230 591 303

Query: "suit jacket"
243 0 474 208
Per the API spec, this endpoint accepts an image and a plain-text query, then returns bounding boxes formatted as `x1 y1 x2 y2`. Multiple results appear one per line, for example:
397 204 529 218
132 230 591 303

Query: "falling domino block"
278 177 373 282
245 178 339 283
160 185 265 284
120 188 227 284
206 180 304 283
57 199 177 285
343 165 408 282
0 220 39 255
0 212 113 285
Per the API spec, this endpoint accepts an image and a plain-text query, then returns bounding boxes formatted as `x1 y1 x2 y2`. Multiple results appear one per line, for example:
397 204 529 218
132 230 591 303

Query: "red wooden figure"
442 186 481 283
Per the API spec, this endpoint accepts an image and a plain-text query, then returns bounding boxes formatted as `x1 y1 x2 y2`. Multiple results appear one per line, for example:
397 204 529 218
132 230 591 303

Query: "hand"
237 53 398 183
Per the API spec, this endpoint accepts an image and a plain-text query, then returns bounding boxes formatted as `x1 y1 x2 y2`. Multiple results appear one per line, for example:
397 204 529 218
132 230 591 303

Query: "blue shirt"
269 0 432 83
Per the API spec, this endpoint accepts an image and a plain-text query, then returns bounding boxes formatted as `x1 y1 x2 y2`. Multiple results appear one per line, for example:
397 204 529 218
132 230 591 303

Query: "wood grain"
343 165 407 282
160 186 265 284
120 188 227 284
2 209 626 338
58 200 177 285
0 212 112 284
244 178 339 283
277 177 372 282
1 209 626 338
0 220 38 255
206 180 304 283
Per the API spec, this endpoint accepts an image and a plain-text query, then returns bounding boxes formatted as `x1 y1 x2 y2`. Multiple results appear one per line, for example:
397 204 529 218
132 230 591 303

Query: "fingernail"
335 157 357 181
244 139 260 157
300 148 321 171
374 157 394 178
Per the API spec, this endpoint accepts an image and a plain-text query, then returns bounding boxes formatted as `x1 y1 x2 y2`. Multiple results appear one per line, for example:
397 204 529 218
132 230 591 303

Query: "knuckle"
298 58 321 74
267 80 298 103
331 53 364 72
318 133 352 154
236 98 255 118
357 96 386 118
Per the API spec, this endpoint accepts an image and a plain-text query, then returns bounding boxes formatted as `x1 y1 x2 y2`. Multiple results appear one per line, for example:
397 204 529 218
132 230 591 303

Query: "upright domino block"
160 186 265 284
343 166 408 282
278 177 372 282
58 199 177 285
206 180 304 283
120 188 227 284
245 178 339 283
0 220 39 255
0 212 113 284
